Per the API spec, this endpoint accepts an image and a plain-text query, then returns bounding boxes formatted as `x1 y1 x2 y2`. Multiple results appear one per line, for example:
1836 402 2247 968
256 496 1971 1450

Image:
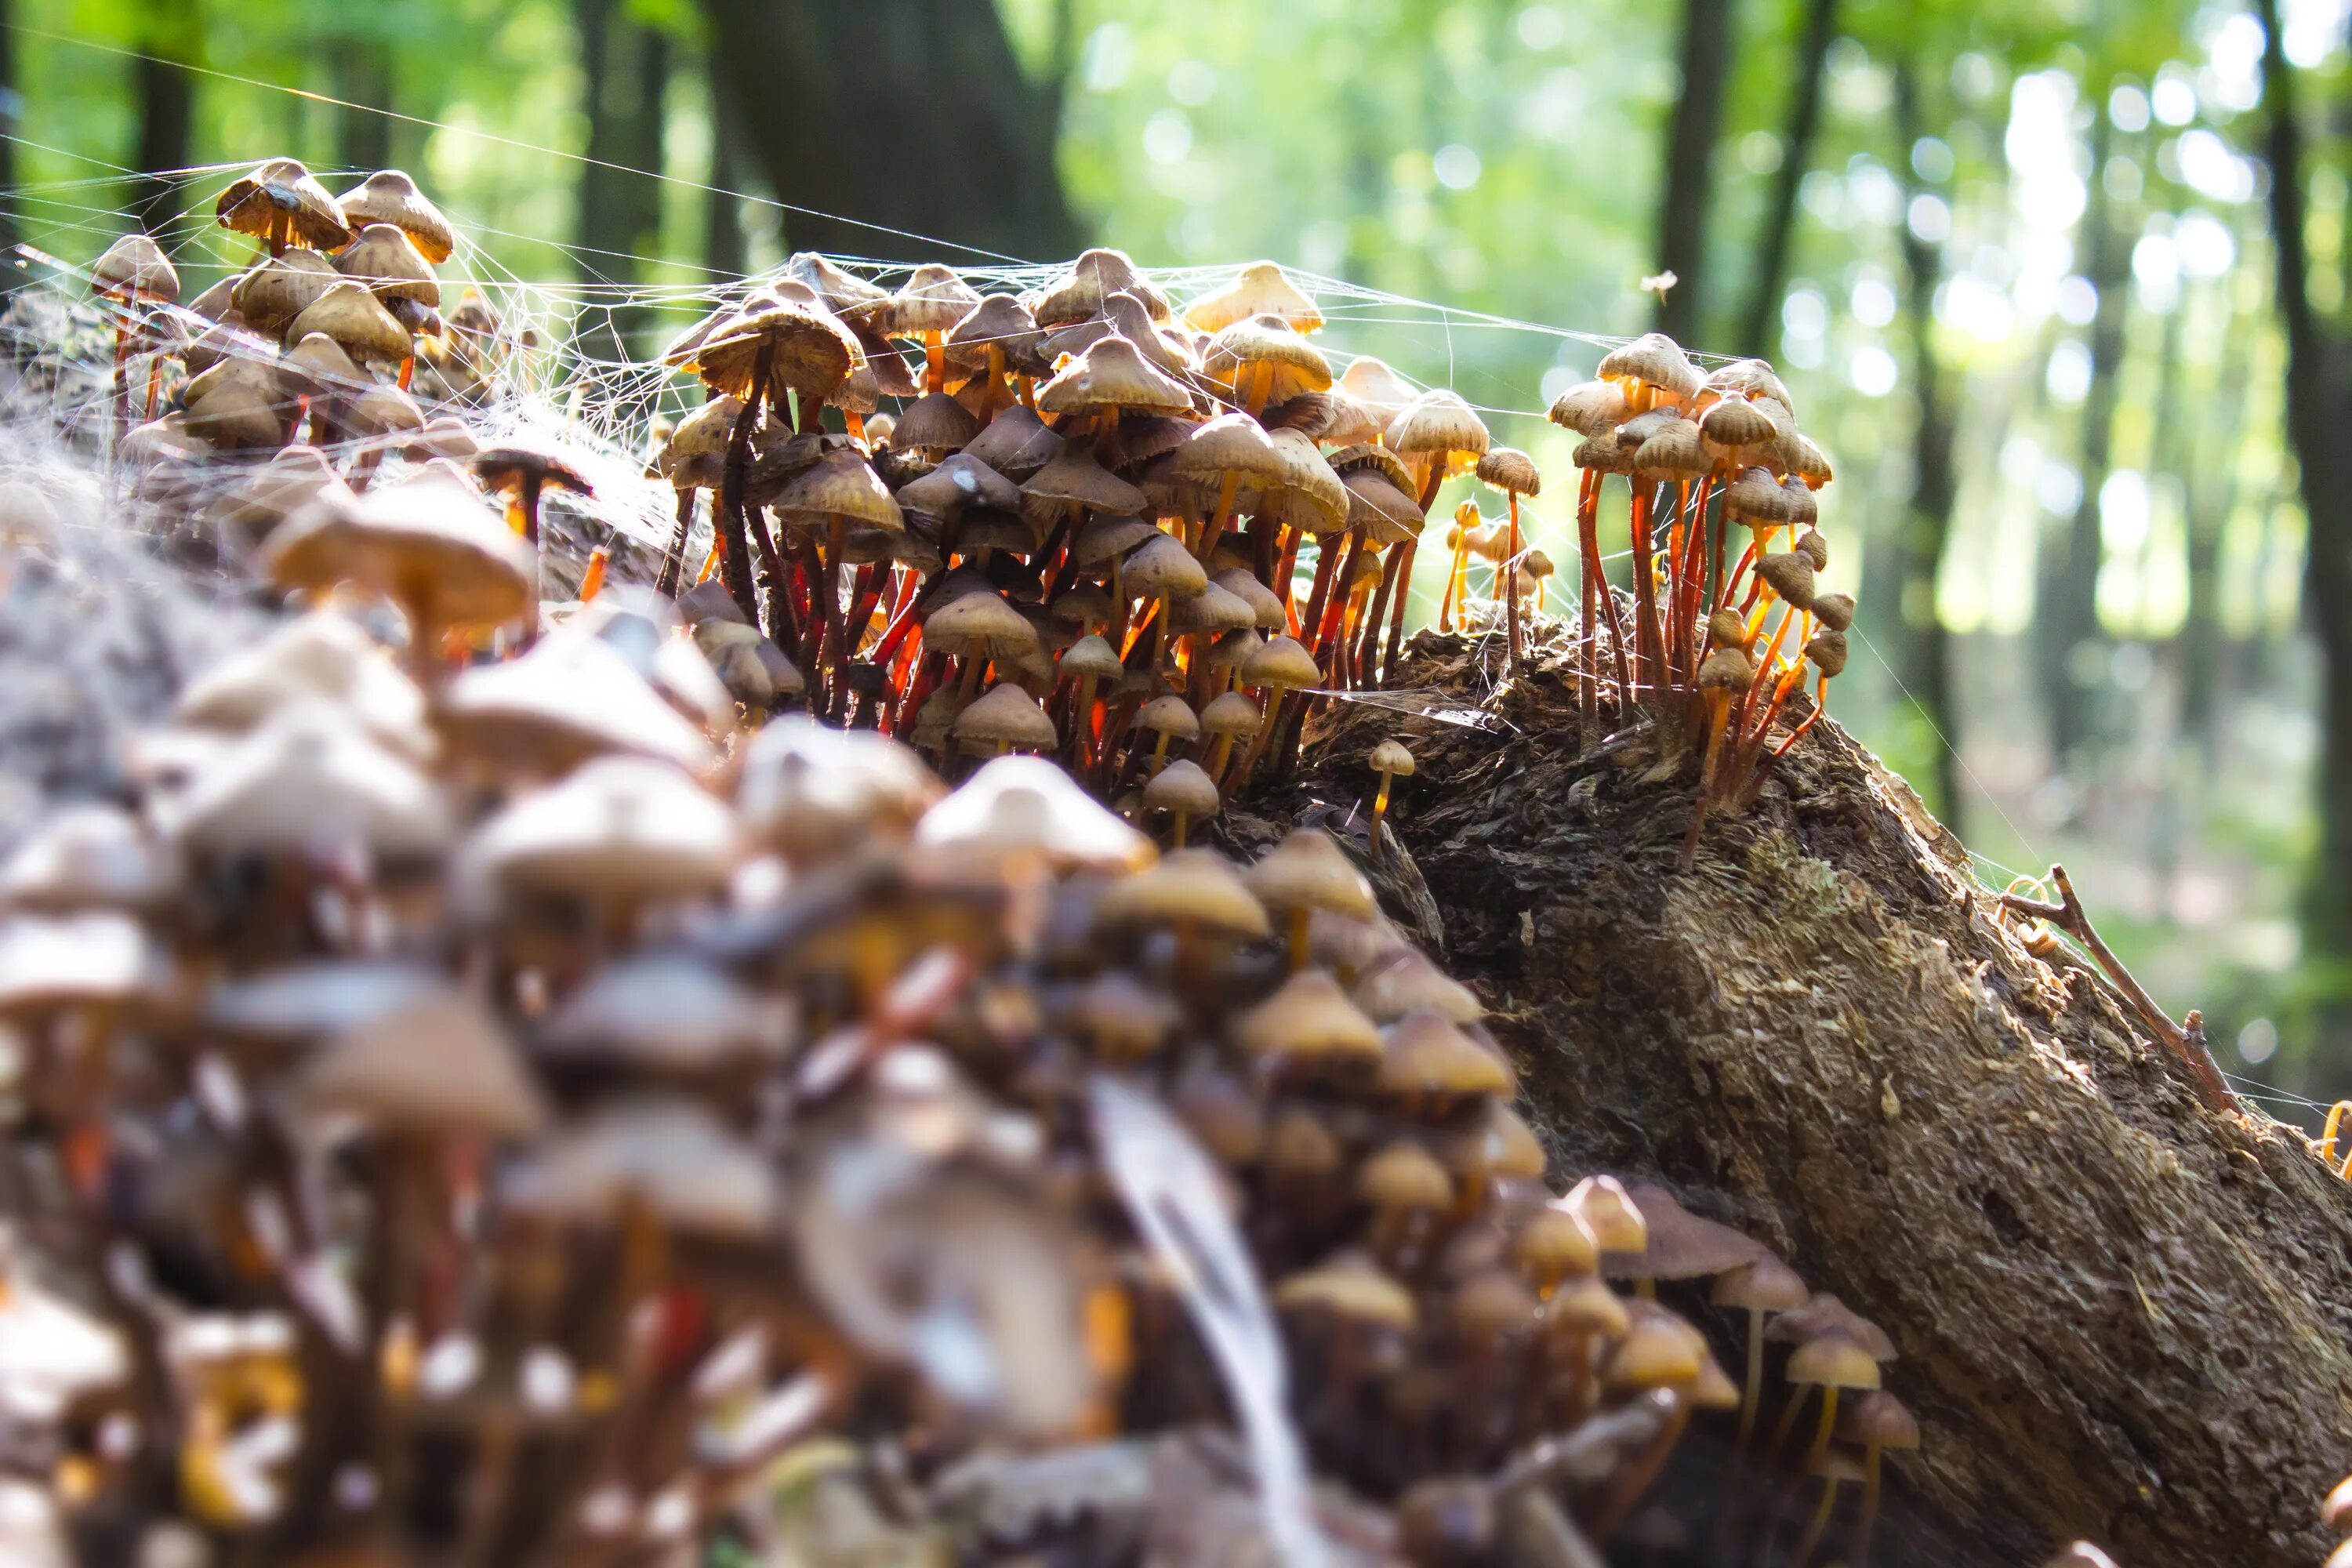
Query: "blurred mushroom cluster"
0 158 1925 1566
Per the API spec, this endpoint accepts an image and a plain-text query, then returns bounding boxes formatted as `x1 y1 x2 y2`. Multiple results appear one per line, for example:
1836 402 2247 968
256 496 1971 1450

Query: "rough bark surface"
1229 630 2352 1568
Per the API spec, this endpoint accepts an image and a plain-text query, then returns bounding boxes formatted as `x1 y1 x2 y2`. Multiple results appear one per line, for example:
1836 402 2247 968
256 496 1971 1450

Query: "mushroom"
1367 737 1415 855
336 169 456 263
1142 758 1219 847
1711 1250 1809 1449
1838 1387 1918 1566
953 681 1058 759
215 157 351 256
1243 828 1375 971
91 233 179 433
1779 1328 1881 1473
1232 969 1383 1086
1602 1181 1765 1299
1131 694 1200 778
1788 1446 1867 1568
1474 447 1541 671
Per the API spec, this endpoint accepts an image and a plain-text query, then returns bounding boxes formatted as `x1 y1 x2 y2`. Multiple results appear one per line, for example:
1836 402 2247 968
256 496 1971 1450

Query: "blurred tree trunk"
2175 286 2252 758
331 35 394 173
696 0 1080 264
2037 99 2128 768
129 5 196 243
1651 0 1733 346
704 53 747 278
2255 0 2352 1057
1891 60 1961 825
1733 0 1838 361
575 0 671 358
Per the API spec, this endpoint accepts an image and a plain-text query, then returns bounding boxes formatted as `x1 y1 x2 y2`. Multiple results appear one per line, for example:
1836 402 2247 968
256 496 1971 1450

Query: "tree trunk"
129 26 195 244
332 34 394 173
1733 0 1839 361
1891 60 1961 827
575 0 672 354
2253 0 2352 1064
2176 295 2252 756
695 0 1080 265
2038 101 2129 768
1650 0 1733 347
1237 636 2352 1568
704 54 748 279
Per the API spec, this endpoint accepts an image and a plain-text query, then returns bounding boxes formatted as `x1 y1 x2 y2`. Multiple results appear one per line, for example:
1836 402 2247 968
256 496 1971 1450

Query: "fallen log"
1233 629 2352 1568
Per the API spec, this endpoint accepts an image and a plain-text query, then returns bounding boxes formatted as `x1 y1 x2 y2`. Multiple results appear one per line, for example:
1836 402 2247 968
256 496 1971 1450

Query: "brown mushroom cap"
229 252 343 339
775 450 903 535
439 626 717 775
1020 445 1148 520
1550 1274 1629 1336
694 299 862 404
891 390 984 457
1603 1182 1767 1281
1370 739 1416 778
1244 829 1375 922
1770 1293 1898 1361
1786 1329 1883 1392
1240 634 1321 691
1603 1303 1708 1391
93 233 180 304
885 263 982 339
537 954 785 1076
1380 1009 1515 1102
1185 260 1323 335
1564 1174 1647 1254
923 592 1039 662
216 158 352 251
283 281 412 364
914 753 1153 873
1234 968 1382 1073
1711 1252 1810 1313
1596 331 1700 397
1143 759 1221 821
1352 945 1481 1023
1274 1250 1417 1329
1095 848 1269 939
1474 446 1541 498
1699 397 1777 450
943 293 1049 378
1031 247 1170 328
1203 314 1333 405
336 169 456 263
1548 377 1632 436
735 717 940 866
1388 389 1492 471
1510 1205 1599 1282
953 682 1058 752
299 990 548 1139
336 223 440 309
264 473 534 633
1838 1388 1921 1450
1037 332 1196 419
1132 694 1200 741
506 1101 777 1239
1359 1138 1454 1212
0 805 177 915
167 705 451 860
462 756 739 906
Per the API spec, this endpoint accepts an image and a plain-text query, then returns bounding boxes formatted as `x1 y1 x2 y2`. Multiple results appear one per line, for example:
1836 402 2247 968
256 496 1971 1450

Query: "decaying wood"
1229 629 2352 1568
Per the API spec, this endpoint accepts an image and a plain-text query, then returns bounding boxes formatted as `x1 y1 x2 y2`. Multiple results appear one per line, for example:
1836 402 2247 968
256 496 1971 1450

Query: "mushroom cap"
506 1099 777 1239
952 682 1058 751
93 233 179 303
1632 418 1710 477
1564 1174 1647 1254
1786 1329 1883 1392
202 960 444 1051
1603 1305 1708 1392
1070 511 1160 565
1339 466 1423 544
1208 568 1287 631
1266 1103 1343 1176
1358 1138 1453 1210
1769 1293 1897 1360
1806 1447 1869 1485
1335 355 1419 421
1781 473 1822 524
1352 946 1482 1023
1198 689 1264 738
345 385 428 445
1548 378 1631 436
1169 412 1287 489
1699 396 1777 449
0 805 178 914
1121 532 1210 600
1474 446 1541 498
166 704 451 860
1603 1182 1767 1280
175 608 425 752
1549 1274 1630 1336
336 169 456 262
182 371 293 451
1236 970 1383 1071
1711 1251 1810 1313
1370 739 1416 777
335 222 438 309
924 592 1039 660
1453 1265 1541 1339
1272 1251 1415 1328
736 717 941 866
1596 331 1700 397
1755 550 1818 610
1240 635 1320 691
885 263 982 338
1185 260 1323 335
1838 1388 1921 1450
1020 445 1147 519
299 989 548 1139
1450 1101 1546 1181
1057 633 1125 684
216 158 352 250
470 441 593 498
891 390 984 457
1143 759 1221 820
1244 829 1374 920
1511 1205 1599 1281
1811 590 1857 633
1806 628 1849 678
694 299 862 403
1203 314 1332 402
784 251 891 326
1036 332 1196 418
1133 694 1200 739
227 252 339 338
462 756 739 906
264 473 534 632
1722 465 1790 524
1094 848 1269 939
539 954 785 1073
775 450 902 534
915 753 1154 873
282 281 411 363
1573 429 1634 474
943 293 1048 378
1380 1009 1515 1100
440 627 717 775
1387 388 1492 469
1029 247 1169 328
0 912 169 1016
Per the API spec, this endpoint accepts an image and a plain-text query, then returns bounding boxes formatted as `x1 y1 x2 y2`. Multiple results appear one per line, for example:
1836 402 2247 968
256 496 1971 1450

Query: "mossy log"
1232 630 2352 1568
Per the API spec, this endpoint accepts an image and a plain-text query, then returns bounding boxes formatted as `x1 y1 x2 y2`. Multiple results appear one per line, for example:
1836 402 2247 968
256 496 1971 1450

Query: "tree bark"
332 34 394 173
1240 635 2352 1568
695 0 1081 265
2175 292 2252 756
1651 0 1734 347
1733 0 1839 361
2253 0 2352 1061
1890 60 1962 828
2038 100 2130 768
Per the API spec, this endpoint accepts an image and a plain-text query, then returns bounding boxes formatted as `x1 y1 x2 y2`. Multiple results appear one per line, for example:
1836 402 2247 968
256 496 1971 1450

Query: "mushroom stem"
1737 1307 1766 1448
1504 491 1524 674
1356 544 1402 685
579 546 609 603
717 345 772 628
1196 468 1243 564
1806 1385 1842 1471
1171 808 1192 848
397 354 415 392
1593 1394 1690 1541
656 488 697 598
1791 1472 1844 1568
1148 729 1173 777
816 515 849 714
1439 531 1468 632
924 328 946 395
1287 906 1310 974
1370 770 1395 858
1853 1439 1885 1567
1378 537 1420 685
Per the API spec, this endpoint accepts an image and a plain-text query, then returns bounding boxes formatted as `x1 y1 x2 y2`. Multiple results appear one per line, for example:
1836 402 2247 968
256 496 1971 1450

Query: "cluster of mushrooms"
0 155 1973 1568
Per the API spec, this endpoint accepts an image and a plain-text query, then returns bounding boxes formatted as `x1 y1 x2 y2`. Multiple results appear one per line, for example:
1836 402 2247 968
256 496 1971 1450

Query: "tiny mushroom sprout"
1367 737 1416 855
1783 1328 1882 1473
1713 1250 1810 1447
1838 1387 1920 1566
92 233 180 434
1790 1444 1868 1568
953 681 1059 758
1474 445 1542 671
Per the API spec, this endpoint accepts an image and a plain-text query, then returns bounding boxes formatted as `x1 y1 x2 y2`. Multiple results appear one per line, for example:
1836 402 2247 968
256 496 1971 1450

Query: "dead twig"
1999 863 2239 1118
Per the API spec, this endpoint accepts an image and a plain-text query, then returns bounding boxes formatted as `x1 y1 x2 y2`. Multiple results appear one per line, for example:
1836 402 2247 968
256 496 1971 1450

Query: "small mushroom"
1367 737 1415 855
1142 758 1219 848
1838 1387 1919 1566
